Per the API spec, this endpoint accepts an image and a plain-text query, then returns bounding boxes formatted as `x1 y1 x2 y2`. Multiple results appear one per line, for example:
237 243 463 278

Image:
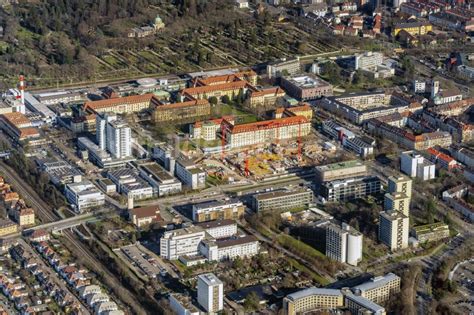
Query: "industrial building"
64 180 105 213
280 74 333 101
175 159 206 190
107 168 154 200
251 189 313 212
136 161 182 196
38 160 82 186
321 176 382 203
315 160 368 183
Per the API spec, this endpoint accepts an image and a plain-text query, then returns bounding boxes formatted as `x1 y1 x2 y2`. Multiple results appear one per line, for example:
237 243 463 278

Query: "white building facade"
197 273 224 313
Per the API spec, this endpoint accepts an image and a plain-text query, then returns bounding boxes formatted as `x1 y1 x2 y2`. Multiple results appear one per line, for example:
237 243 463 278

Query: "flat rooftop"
193 199 242 210
139 162 175 182
254 189 311 201
352 273 400 292
285 74 331 89
316 160 365 172
195 219 236 230
285 287 343 301
198 273 223 286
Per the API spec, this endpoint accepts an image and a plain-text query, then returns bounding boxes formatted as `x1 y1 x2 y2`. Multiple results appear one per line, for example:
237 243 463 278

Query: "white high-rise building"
197 273 223 313
400 150 435 181
95 113 131 159
379 210 409 251
326 222 363 266
107 119 131 158
96 113 117 150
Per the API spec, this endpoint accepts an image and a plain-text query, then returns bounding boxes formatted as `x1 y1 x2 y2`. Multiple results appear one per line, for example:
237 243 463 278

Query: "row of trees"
6 151 67 210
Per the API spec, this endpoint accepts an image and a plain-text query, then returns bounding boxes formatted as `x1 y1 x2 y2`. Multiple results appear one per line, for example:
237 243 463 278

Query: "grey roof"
192 199 242 210
352 273 400 292
286 287 343 301
345 292 385 313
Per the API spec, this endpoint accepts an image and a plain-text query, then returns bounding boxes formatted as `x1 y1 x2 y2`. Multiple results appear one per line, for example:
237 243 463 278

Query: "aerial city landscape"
0 0 472 314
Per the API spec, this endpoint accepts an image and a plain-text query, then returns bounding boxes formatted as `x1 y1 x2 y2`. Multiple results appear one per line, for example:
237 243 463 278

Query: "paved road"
19 238 91 314
0 161 148 314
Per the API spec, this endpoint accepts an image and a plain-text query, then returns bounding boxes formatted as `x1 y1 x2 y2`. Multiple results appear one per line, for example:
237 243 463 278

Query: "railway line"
0 161 148 314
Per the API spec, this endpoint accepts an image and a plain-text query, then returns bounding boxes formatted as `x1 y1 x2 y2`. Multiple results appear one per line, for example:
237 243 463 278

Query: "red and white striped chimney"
19 75 25 105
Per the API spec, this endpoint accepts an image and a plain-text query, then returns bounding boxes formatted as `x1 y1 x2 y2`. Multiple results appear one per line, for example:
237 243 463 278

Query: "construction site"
212 132 340 181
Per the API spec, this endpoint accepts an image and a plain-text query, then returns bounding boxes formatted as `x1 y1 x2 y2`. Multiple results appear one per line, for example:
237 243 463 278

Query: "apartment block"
411 222 450 243
197 273 224 313
387 175 412 199
192 199 245 222
384 192 410 217
251 189 313 212
378 210 409 251
344 292 386 315
0 219 18 237
200 235 260 261
326 222 363 266
352 273 401 305
284 288 344 315
400 150 436 181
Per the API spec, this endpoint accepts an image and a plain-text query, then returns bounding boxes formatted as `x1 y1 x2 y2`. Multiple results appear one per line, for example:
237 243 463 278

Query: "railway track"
0 161 148 314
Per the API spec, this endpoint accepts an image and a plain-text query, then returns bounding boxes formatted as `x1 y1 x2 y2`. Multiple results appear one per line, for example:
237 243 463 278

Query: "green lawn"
276 234 326 259
287 258 330 286
212 103 258 124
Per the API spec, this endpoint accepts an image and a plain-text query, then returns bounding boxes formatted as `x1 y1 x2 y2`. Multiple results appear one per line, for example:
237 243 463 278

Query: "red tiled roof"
83 93 156 112
228 115 308 134
155 99 209 110
182 80 253 96
130 206 160 219
250 87 285 98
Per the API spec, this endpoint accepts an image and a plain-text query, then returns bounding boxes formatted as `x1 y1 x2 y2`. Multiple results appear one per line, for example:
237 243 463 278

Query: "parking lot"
120 244 163 280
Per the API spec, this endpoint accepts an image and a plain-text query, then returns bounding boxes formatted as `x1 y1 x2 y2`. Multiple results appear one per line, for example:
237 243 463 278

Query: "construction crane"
244 149 250 177
298 122 302 162
220 121 227 162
